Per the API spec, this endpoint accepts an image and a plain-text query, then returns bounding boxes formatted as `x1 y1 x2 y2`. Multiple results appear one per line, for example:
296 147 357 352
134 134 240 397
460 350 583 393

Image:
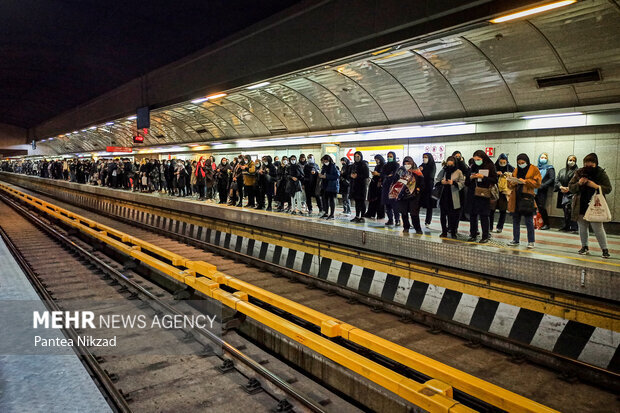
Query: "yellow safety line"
0 183 560 413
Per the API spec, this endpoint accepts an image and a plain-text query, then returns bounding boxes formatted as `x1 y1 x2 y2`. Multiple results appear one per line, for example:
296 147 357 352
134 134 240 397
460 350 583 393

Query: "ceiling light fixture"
89 126 97 130
206 93 227 100
490 0 576 24
191 97 208 104
105 122 114 125
521 112 582 119
247 82 270 90
127 115 137 120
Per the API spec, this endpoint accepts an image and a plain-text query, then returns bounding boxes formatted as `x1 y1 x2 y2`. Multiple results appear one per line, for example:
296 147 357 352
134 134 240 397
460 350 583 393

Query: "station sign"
485 147 495 157
106 146 132 153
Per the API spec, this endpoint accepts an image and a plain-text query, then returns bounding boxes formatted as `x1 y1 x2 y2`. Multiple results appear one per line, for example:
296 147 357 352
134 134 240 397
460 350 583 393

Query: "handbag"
584 188 612 222
431 182 443 200
474 185 491 198
517 192 536 215
490 184 499 201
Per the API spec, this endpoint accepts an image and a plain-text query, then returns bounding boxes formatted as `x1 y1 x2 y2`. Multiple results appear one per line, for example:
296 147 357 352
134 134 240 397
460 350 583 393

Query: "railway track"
1 183 618 412
0 195 351 413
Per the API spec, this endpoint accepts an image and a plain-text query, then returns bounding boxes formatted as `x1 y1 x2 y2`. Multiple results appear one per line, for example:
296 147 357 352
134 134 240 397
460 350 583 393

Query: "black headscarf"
374 154 385 173
382 151 399 175
444 156 457 175
421 152 436 178
516 153 530 179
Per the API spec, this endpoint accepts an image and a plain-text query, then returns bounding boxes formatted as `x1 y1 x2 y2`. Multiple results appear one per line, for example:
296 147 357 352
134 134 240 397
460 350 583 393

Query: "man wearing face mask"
555 155 578 232
303 154 323 214
349 151 370 223
535 153 555 230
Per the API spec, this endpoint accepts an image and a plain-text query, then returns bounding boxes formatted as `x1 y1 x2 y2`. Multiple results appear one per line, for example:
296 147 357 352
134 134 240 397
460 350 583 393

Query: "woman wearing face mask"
349 151 370 223
216 157 231 204
195 157 207 200
381 151 400 226
569 153 612 258
319 155 340 219
339 157 352 214
365 154 386 220
395 156 424 233
491 153 514 233
286 155 305 215
535 153 555 230
242 155 257 208
232 156 245 207
419 152 437 228
435 156 465 238
257 156 276 210
452 151 470 222
465 150 498 243
507 154 541 249
276 156 291 212
555 155 578 232
303 154 322 214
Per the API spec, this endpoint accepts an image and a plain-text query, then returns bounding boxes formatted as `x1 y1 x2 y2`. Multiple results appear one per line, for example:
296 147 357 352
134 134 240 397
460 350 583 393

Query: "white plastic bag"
584 188 611 222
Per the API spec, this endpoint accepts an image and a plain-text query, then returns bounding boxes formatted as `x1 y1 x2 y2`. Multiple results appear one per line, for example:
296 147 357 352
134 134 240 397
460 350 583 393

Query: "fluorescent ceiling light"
105 122 114 125
89 126 97 130
206 93 227 100
431 122 466 127
127 116 137 120
521 112 582 119
247 82 270 90
526 115 586 129
490 0 576 24
191 97 208 104
72 131 78 134
81 129 87 132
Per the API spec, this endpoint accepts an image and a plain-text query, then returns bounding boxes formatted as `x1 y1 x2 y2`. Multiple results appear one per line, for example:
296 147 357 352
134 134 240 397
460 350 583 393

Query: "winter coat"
507 165 542 213
350 155 370 201
419 154 436 209
568 166 612 220
435 168 465 210
339 160 351 195
303 162 320 188
321 163 340 194
368 156 385 202
285 163 304 194
535 155 555 208
554 163 577 209
242 161 257 186
380 161 400 205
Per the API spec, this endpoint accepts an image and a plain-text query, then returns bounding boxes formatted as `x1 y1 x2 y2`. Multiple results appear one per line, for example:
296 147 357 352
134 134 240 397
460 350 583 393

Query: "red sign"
345 148 355 161
106 146 132 153
485 147 494 157
133 135 144 143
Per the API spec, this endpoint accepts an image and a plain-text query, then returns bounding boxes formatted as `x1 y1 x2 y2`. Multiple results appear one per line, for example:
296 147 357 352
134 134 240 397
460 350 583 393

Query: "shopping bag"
584 189 612 222
534 212 544 229
388 179 406 200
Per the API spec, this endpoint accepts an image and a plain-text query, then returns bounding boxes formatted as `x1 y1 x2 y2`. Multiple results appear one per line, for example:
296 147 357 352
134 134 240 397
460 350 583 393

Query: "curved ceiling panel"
308 70 388 126
531 0 620 106
340 60 423 123
464 22 578 110
225 94 288 133
214 99 271 136
283 77 358 129
242 89 309 133
417 38 517 116
192 104 241 137
175 106 222 140
202 102 255 137
374 51 465 119
263 84 332 131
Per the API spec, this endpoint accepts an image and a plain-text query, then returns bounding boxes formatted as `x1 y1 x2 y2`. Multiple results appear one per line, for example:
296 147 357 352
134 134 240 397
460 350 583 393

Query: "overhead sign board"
106 146 132 153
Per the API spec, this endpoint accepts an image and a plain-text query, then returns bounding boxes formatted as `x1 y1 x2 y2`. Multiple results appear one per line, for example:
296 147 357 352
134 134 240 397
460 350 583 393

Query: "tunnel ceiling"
44 0 620 155
0 0 301 128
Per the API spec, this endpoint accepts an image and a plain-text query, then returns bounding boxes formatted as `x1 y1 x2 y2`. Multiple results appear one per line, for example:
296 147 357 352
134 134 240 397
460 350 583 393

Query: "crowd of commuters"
1 150 612 258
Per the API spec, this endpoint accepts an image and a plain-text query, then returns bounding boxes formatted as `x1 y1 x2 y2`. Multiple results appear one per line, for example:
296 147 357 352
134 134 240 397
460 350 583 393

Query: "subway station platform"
0 231 111 413
2 172 619 302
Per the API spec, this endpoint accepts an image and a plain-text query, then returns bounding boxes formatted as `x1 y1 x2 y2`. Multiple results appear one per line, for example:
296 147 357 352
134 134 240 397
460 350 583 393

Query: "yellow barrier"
0 182 559 413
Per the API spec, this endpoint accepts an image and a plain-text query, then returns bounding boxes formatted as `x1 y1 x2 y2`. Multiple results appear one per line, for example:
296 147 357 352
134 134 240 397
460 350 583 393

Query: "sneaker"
385 220 394 226
578 246 589 255
327 215 335 220
527 242 535 249
358 217 366 223
415 230 423 235
479 237 490 244
320 214 329 219
350 217 359 223
450 233 458 239
602 249 610 259
394 221 401 227
439 232 448 238
467 236 477 242
507 240 520 246
425 223 431 228
493 228 502 233
403 228 410 233
540 225 550 230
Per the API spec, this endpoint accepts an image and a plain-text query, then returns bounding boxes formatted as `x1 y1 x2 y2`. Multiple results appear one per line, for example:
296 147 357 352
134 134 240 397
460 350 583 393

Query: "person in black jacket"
195 157 207 200
452 150 470 221
380 151 400 226
490 153 514 233
286 155 305 215
339 157 351 214
365 154 385 219
215 158 231 204
419 152 437 228
257 155 277 210
303 154 322 214
395 157 424 233
349 151 370 223
319 155 340 219
466 150 498 243
555 155 578 232
535 152 555 230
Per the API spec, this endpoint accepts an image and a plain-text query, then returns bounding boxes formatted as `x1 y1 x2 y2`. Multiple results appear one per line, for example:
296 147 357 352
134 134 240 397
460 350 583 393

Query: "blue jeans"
512 213 535 243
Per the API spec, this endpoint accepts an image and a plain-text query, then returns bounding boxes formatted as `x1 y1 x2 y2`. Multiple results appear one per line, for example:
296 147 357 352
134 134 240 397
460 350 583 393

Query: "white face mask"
290 160 296 165
568 161 576 167
404 164 412 170
323 161 329 166
282 160 288 165
308 158 314 164
423 158 429 164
